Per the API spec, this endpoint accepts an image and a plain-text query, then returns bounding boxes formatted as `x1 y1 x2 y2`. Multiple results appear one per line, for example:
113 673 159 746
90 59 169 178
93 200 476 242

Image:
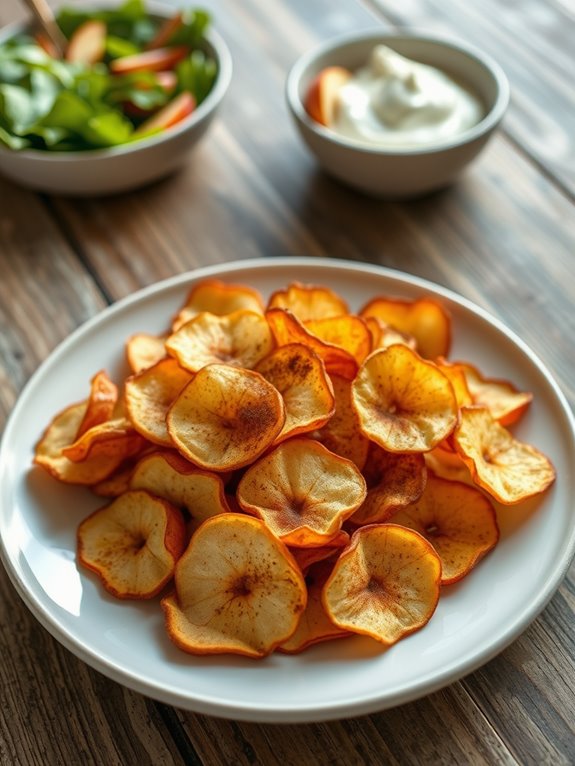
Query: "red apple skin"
134 91 196 134
146 12 184 50
65 20 107 65
122 71 179 118
305 66 351 127
110 46 189 75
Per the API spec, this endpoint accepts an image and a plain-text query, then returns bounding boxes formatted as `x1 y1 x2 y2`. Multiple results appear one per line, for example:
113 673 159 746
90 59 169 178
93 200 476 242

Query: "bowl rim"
285 29 510 156
0 4 232 163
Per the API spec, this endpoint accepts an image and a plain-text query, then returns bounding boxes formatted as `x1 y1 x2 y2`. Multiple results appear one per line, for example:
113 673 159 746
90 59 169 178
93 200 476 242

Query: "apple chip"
289 531 349 573
256 343 335 443
459 362 533 426
167 364 285 471
365 316 417 352
62 416 144 463
305 315 372 365
280 560 350 654
315 373 370 470
267 282 348 321
435 359 473 409
34 402 130 484
352 447 427 525
125 358 193 446
78 490 186 598
166 310 273 372
424 446 474 485
453 406 556 504
129 450 231 533
126 333 167 374
323 524 441 645
237 438 366 546
266 308 358 379
360 296 451 359
171 279 265 331
76 370 118 437
352 345 458 452
162 513 306 657
388 475 499 584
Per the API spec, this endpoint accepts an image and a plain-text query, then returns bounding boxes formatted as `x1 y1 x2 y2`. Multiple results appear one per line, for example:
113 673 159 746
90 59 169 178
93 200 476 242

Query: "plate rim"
2 256 574 723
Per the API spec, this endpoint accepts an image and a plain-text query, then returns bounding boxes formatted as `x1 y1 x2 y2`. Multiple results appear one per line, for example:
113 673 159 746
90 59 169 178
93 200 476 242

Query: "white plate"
1 258 574 723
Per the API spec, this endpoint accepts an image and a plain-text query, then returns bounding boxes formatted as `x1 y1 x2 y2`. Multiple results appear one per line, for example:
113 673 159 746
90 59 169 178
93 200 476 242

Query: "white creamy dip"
333 45 484 148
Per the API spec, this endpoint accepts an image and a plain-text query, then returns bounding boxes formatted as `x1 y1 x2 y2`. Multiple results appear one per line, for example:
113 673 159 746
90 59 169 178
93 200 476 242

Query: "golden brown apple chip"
424 446 474 486
435 358 473 409
387 475 499 584
279 560 350 654
322 524 441 645
124 357 193 446
125 333 167 374
267 282 348 322
62 416 145 463
76 370 118 437
34 402 131 484
266 308 358 380
305 315 372 365
365 316 417 352
352 345 458 452
161 513 307 657
314 373 369 471
167 364 285 471
77 489 186 598
237 438 366 547
360 296 451 359
453 407 556 504
171 279 265 331
256 343 335 443
166 310 274 373
288 531 349 573
351 447 427 525
129 450 231 533
458 361 533 426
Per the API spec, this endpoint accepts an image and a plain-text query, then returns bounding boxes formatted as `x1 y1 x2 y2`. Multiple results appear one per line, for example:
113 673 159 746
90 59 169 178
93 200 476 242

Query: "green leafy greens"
0 1 216 152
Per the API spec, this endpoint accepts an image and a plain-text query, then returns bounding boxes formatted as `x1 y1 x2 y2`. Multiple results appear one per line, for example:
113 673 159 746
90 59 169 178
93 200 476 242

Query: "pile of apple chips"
34 279 556 658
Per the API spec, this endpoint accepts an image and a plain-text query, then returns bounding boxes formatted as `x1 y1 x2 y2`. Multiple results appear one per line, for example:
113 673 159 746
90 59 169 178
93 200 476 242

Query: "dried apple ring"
267 282 348 321
162 513 306 657
171 279 265 331
352 345 458 452
167 364 285 471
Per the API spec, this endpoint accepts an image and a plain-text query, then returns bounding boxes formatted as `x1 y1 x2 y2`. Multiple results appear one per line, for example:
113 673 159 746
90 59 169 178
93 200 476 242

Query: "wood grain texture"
0 0 574 764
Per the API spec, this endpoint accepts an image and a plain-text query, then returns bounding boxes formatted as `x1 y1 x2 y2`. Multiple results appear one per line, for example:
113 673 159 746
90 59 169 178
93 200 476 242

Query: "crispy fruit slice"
435 359 473 410
266 308 358 380
166 310 274 372
76 370 118 437
352 447 427 525
289 531 349 573
110 45 189 74
126 333 167 374
279 560 350 654
135 91 196 134
459 361 533 426
305 315 372 365
172 279 265 331
91 464 136 498
237 438 366 547
167 364 285 471
352 345 458 452
124 358 193 446
162 513 307 657
365 316 418 352
453 407 556 504
78 490 186 599
322 524 441 645
146 11 184 49
62 416 144 463
360 297 451 359
424 446 474 486
65 20 106 64
314 373 369 471
34 402 129 484
267 282 349 321
256 343 335 443
305 66 351 126
387 475 499 584
129 450 231 533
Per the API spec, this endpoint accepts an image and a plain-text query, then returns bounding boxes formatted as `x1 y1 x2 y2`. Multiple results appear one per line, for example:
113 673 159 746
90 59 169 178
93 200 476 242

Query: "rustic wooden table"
1 0 574 764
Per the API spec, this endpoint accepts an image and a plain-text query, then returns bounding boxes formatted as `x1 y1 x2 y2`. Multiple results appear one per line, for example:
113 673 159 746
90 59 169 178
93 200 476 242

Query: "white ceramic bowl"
286 31 509 198
0 9 232 196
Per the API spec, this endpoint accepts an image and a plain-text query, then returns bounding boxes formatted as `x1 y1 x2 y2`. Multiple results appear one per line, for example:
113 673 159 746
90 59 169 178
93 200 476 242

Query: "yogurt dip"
332 45 485 148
